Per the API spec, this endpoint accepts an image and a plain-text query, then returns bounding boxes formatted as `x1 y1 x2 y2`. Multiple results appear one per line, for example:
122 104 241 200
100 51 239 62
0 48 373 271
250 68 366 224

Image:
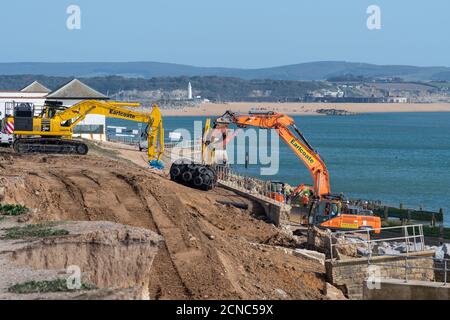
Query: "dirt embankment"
0 147 327 300
0 220 162 300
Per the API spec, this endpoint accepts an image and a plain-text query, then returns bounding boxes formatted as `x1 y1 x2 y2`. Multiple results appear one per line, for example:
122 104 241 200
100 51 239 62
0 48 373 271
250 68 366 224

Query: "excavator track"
13 138 89 155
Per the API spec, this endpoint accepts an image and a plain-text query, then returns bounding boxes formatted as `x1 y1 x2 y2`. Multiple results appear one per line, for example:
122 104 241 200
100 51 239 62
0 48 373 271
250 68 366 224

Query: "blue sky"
0 0 448 68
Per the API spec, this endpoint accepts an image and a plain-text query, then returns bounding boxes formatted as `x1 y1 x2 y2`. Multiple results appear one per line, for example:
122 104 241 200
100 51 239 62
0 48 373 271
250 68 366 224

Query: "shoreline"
160 102 450 117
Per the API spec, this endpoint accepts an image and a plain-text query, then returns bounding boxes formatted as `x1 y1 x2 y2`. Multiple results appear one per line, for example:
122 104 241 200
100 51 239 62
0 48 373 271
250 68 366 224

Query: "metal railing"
214 165 289 207
368 253 450 285
329 224 426 261
329 224 450 284
163 139 289 207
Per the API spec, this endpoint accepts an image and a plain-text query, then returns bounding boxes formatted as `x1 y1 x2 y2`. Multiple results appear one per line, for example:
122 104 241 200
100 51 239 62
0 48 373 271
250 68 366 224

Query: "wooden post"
439 209 445 245
432 214 436 227
384 206 389 221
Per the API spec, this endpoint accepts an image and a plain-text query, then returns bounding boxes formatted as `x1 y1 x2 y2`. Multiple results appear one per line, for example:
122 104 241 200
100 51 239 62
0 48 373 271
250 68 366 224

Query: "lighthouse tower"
188 82 193 100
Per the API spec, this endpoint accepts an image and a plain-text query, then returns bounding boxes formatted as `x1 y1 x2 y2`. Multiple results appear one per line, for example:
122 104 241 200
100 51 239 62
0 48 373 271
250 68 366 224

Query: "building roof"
20 81 51 93
46 79 108 100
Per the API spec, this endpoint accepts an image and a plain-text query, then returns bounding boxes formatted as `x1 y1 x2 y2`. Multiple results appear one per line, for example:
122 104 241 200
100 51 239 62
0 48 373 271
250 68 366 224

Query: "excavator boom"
214 111 331 198
212 110 382 234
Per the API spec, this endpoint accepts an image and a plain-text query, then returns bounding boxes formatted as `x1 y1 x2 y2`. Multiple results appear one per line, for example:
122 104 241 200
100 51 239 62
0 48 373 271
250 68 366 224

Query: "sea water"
108 112 450 225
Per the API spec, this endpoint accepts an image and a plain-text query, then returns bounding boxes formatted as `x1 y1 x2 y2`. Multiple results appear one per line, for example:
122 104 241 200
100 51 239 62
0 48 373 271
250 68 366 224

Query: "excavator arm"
211 111 382 234
213 111 331 198
57 100 165 164
57 100 153 123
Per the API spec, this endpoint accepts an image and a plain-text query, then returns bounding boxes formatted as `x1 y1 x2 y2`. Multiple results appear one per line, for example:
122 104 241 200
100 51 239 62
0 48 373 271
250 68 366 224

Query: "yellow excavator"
8 100 165 169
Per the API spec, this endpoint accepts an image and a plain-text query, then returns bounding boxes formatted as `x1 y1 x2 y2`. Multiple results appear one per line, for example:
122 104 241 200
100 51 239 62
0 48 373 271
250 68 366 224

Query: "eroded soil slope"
0 148 326 300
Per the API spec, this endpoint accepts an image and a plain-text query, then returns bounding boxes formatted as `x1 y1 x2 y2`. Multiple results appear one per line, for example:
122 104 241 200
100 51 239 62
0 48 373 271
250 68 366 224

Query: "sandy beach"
161 102 450 117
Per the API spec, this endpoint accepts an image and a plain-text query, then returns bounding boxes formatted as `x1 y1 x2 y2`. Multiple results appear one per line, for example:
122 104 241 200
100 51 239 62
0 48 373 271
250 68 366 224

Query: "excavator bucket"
146 104 165 169
149 160 165 170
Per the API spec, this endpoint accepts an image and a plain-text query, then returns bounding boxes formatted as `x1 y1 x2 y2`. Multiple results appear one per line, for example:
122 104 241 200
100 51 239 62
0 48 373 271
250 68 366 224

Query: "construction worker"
324 203 331 216
302 193 310 209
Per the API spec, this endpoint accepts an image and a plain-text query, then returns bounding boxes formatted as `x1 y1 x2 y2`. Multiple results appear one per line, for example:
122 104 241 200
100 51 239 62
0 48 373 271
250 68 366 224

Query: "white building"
0 81 50 119
387 97 408 103
0 79 109 141
46 79 109 141
188 82 193 100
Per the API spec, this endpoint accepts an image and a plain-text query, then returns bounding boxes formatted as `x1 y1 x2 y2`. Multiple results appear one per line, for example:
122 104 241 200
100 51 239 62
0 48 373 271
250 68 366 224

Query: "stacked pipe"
170 160 217 191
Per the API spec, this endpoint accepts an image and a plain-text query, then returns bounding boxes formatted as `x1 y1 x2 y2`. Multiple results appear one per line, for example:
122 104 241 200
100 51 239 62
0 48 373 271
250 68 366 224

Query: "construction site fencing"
106 134 140 146
165 140 203 151
165 140 203 163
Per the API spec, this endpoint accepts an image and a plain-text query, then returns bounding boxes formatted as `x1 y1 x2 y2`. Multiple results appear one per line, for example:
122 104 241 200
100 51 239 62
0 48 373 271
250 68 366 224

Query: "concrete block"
364 278 450 300
435 244 450 260
293 249 326 265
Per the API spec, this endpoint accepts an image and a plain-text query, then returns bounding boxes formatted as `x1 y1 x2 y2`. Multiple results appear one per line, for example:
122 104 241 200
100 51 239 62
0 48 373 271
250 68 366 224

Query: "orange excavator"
211 110 381 233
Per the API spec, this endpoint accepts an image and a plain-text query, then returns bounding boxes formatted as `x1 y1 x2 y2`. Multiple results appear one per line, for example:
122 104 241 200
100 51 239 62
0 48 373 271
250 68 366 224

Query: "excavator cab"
309 197 381 234
309 199 341 224
13 103 34 132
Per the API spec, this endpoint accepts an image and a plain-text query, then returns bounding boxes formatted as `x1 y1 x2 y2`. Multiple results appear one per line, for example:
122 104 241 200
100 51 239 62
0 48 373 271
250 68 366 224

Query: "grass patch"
2 223 69 240
0 204 29 216
8 279 96 294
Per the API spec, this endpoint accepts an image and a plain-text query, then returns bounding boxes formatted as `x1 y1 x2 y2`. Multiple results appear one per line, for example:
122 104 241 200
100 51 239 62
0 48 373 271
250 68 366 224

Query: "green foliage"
2 223 69 240
0 75 330 102
327 74 373 82
0 204 29 216
8 279 96 294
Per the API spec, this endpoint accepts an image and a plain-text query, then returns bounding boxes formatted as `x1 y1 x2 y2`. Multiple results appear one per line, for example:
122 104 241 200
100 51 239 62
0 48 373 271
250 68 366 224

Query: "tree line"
0 75 330 102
